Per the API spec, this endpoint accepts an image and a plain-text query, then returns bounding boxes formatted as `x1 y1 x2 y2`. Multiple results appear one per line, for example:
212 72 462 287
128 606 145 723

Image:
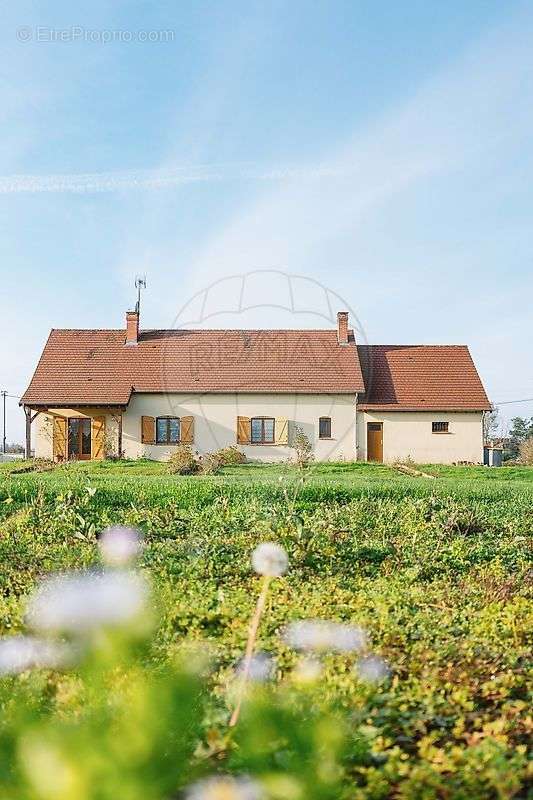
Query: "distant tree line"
4 443 24 454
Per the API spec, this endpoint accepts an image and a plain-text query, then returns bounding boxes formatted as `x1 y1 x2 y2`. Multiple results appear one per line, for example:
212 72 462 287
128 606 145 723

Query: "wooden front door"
68 418 92 460
367 422 383 462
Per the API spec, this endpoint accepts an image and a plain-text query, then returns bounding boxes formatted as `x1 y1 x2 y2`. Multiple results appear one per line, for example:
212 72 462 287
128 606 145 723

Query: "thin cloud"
0 162 373 194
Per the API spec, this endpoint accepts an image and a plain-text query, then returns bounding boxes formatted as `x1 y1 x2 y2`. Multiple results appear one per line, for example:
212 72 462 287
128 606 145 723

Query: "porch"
23 405 126 461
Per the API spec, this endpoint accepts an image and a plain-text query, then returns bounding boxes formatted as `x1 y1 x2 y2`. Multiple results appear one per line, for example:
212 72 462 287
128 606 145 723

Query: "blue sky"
1 1 532 442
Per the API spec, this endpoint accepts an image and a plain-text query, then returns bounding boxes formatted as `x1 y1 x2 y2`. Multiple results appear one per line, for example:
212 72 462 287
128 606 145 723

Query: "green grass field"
0 460 531 798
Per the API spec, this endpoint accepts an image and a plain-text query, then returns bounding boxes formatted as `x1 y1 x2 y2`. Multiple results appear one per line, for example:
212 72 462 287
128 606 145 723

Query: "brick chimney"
337 311 349 345
125 310 139 346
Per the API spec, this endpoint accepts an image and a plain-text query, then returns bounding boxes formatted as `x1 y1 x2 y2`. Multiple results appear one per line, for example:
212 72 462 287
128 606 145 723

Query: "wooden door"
367 422 383 462
67 418 92 460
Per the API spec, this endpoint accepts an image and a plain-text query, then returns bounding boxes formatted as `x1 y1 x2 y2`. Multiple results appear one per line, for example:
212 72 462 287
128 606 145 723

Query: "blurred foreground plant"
0 527 382 800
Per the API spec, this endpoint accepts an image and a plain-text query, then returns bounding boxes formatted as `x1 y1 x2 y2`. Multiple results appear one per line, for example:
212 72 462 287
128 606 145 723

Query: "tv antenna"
135 275 147 314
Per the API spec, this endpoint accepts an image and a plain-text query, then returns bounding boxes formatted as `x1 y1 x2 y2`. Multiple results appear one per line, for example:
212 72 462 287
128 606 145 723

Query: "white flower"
251 543 288 577
185 775 263 800
356 655 390 684
25 570 149 634
98 525 142 566
235 651 275 683
0 636 72 675
283 619 367 653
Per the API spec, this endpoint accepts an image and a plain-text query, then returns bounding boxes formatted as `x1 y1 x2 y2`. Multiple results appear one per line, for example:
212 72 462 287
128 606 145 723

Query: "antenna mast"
135 275 147 314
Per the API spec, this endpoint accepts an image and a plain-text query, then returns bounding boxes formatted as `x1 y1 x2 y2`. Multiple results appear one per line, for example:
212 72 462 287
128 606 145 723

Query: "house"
20 309 490 464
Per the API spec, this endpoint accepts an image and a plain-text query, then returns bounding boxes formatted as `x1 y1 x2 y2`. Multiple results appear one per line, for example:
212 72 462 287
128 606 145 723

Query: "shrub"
167 446 199 475
214 446 247 466
292 426 314 469
199 452 222 475
518 437 533 465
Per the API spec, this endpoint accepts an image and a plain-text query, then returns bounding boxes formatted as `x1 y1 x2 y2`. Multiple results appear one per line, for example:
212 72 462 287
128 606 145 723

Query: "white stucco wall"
34 414 53 459
122 392 357 462
356 410 484 464
33 400 483 465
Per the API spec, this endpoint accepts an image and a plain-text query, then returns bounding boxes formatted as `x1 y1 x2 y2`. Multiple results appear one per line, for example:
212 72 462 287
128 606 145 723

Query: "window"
319 417 332 439
432 421 449 434
156 417 180 444
67 418 91 459
250 417 275 444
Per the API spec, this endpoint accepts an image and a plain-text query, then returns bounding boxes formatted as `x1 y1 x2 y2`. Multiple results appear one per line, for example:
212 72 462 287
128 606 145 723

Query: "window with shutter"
156 417 181 444
250 417 275 444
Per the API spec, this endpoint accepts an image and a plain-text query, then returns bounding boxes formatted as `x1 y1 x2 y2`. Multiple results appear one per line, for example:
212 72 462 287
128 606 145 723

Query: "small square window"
319 417 332 439
432 421 449 433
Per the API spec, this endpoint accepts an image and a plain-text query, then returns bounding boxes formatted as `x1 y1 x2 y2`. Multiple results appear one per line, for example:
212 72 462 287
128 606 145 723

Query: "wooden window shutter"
275 417 288 445
141 416 155 444
52 416 67 461
237 416 250 444
181 416 194 444
92 416 106 460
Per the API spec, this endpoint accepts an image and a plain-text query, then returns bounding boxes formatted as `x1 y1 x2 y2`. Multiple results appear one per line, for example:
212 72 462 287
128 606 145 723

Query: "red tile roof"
21 330 490 411
21 327 365 406
357 345 490 411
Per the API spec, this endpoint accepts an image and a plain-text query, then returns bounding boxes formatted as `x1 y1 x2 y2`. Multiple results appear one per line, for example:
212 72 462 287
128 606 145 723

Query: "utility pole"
1 390 6 454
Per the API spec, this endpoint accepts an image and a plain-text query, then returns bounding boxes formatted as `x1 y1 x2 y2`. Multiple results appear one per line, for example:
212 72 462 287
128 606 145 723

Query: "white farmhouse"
21 309 490 464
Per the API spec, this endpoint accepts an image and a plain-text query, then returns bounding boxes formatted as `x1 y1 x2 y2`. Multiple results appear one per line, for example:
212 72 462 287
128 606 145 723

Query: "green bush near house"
167 445 199 475
213 445 247 465
0 462 531 798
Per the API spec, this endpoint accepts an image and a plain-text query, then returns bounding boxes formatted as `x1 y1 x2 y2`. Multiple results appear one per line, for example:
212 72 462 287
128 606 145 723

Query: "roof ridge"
358 343 470 348
51 327 347 334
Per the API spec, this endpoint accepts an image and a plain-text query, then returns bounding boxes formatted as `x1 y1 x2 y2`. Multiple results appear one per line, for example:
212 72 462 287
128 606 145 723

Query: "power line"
494 398 533 406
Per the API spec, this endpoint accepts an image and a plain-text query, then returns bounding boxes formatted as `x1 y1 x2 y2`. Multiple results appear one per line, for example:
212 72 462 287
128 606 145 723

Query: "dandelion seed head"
283 619 367 653
98 525 142 566
185 775 263 800
236 651 275 683
0 636 72 675
251 542 288 577
25 571 149 634
356 655 390 684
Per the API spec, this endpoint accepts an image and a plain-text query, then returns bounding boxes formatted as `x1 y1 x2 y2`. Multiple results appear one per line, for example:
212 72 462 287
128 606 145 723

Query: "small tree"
508 416 533 459
483 407 500 442
518 437 533 465
292 426 314 469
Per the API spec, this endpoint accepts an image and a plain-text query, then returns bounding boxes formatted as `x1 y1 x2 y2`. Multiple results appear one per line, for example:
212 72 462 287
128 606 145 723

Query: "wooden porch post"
118 413 123 458
24 406 32 459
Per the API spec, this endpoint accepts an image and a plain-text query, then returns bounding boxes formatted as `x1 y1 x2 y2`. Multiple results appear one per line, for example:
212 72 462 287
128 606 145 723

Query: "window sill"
432 432 452 435
246 442 282 446
318 437 335 441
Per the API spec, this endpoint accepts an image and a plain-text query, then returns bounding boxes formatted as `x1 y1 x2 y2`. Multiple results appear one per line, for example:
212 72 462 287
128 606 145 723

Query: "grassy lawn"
2 459 532 502
0 459 531 796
